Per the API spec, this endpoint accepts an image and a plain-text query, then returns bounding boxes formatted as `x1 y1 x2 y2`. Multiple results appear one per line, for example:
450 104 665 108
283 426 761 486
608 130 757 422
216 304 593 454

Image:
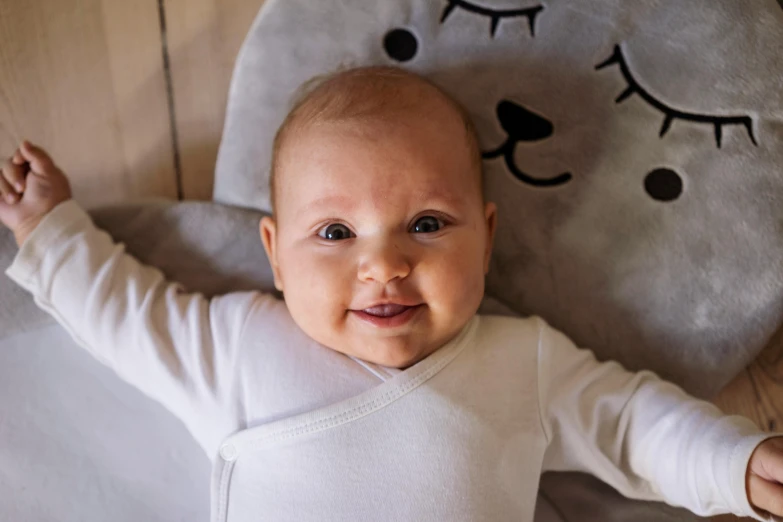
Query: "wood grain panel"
714 328 783 432
164 0 266 201
0 0 175 208
710 327 783 521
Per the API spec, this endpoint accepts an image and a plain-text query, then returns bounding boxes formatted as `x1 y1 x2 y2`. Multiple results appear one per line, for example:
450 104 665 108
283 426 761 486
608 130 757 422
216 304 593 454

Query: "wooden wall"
0 0 264 208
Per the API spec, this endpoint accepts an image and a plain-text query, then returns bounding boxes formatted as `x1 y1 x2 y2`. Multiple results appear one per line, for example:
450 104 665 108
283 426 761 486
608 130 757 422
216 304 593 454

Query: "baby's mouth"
351 303 424 328
362 304 412 317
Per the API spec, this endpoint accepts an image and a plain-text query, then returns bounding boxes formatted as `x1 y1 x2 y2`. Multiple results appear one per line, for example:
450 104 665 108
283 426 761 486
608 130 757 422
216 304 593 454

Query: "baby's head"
260 66 497 368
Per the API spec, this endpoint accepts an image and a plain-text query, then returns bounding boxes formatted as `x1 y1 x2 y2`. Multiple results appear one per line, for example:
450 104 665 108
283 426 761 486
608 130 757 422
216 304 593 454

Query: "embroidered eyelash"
596 44 757 148
440 0 544 38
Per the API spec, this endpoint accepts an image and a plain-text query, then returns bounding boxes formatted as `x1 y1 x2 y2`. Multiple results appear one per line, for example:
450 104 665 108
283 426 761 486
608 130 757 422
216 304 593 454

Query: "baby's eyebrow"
414 190 466 208
300 194 357 215
296 189 467 221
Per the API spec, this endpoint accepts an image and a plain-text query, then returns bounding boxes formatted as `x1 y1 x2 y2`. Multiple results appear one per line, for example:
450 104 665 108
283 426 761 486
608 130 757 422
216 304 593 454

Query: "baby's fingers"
748 474 783 517
0 173 19 204
11 149 24 165
18 140 55 175
3 157 27 193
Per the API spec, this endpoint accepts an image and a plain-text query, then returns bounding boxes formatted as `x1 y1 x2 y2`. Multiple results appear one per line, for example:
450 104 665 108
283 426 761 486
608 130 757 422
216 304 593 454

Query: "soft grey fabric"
211 0 783 520
536 473 702 522
0 200 276 340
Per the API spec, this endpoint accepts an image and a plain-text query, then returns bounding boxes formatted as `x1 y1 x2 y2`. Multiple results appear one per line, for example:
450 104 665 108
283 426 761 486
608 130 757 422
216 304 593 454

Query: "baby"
2 66 783 522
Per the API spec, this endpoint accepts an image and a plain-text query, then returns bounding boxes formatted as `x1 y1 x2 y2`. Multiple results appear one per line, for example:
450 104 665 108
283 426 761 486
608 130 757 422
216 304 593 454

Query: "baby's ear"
259 217 284 291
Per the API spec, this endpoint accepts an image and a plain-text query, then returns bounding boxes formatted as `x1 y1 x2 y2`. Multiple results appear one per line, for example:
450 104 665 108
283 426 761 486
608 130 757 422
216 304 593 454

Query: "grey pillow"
213 0 783 401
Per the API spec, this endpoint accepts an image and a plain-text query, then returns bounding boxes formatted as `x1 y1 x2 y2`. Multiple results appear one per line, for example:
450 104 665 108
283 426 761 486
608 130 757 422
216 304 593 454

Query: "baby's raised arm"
0 141 262 455
535 318 782 520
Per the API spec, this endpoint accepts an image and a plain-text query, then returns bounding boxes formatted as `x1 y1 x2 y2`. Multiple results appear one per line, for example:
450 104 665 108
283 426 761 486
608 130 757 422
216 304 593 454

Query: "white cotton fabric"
5 200 780 522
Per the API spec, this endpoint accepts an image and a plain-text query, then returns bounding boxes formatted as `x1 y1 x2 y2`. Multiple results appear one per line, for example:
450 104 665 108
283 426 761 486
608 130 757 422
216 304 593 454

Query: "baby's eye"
411 216 444 234
318 223 354 241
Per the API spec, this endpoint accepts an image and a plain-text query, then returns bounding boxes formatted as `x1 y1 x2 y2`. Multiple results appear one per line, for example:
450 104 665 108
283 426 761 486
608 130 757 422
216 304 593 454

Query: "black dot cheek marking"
383 29 418 62
644 168 683 202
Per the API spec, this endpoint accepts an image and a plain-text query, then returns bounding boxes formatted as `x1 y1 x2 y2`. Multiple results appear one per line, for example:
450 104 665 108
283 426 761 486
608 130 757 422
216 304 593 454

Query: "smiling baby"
2 66 783 522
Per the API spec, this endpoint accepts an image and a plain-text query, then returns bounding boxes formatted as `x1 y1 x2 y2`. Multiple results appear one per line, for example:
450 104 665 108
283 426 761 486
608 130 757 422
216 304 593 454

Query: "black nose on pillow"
497 100 553 142
482 100 573 188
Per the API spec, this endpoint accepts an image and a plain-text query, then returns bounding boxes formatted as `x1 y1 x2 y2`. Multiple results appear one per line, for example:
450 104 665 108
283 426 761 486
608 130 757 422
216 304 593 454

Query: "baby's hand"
0 140 72 246
748 436 783 516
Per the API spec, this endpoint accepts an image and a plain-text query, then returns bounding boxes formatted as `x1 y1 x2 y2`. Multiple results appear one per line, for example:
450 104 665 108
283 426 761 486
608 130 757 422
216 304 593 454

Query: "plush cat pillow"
215 0 783 398
211 0 783 520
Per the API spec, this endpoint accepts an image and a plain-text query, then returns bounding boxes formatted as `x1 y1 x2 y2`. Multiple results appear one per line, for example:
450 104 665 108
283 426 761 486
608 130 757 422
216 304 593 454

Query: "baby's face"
261 106 496 368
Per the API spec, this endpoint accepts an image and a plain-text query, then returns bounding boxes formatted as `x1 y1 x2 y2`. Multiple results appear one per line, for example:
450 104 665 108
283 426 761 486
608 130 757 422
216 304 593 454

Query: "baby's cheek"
424 248 483 309
283 277 345 350
303 252 354 308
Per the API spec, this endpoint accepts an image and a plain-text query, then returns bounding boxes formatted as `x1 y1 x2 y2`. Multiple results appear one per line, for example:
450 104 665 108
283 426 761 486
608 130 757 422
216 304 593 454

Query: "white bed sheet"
0 323 210 522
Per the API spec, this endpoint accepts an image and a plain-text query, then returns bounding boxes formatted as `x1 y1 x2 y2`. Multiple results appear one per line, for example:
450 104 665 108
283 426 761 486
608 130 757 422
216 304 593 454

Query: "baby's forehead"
272 68 483 217
279 131 480 216
280 109 476 178
292 178 476 220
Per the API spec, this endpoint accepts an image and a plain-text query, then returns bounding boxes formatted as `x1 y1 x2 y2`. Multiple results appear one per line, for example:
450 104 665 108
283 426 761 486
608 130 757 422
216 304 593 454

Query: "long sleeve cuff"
5 199 92 288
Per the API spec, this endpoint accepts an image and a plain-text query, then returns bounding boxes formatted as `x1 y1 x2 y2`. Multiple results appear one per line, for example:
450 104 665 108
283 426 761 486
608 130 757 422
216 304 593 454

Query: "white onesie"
5 200 778 522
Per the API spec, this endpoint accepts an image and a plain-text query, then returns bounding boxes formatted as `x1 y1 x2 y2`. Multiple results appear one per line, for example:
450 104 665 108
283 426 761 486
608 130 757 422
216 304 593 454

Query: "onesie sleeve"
4 199 267 455
535 317 782 521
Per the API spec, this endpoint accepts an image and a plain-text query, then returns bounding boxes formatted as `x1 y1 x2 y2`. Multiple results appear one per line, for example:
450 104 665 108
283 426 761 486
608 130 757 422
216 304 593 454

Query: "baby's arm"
535 318 781 521
0 141 262 455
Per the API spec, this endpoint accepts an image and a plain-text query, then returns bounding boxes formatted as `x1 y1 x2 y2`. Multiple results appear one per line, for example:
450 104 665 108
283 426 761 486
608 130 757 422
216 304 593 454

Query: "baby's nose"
357 240 411 284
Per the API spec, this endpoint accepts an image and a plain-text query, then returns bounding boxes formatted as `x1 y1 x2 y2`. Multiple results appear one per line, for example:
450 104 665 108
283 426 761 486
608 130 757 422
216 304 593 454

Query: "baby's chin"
365 349 426 370
344 337 439 369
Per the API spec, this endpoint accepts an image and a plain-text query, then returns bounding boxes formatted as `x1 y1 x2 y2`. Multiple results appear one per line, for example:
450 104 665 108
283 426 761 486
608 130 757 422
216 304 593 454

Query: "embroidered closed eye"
439 0 544 38
595 44 758 148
